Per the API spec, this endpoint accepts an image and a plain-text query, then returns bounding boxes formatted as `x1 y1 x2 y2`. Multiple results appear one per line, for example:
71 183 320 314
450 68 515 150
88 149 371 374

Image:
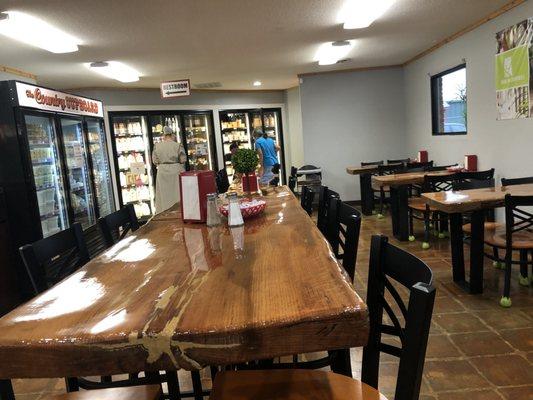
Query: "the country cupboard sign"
15 82 104 118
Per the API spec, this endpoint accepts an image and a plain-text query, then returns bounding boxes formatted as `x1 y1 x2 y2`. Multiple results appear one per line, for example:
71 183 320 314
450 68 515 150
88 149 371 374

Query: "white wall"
300 68 407 200
284 87 305 169
404 1 533 184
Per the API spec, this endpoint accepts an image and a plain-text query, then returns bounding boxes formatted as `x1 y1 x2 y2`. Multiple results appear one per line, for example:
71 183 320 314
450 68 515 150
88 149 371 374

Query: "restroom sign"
160 79 190 98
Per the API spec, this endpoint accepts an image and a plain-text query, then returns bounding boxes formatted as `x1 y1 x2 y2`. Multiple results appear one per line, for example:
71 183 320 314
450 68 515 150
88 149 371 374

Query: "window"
431 64 467 135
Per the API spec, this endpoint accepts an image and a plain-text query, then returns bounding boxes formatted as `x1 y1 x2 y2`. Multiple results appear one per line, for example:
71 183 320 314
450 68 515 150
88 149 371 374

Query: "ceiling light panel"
338 0 395 29
0 11 79 53
86 61 140 83
315 40 354 65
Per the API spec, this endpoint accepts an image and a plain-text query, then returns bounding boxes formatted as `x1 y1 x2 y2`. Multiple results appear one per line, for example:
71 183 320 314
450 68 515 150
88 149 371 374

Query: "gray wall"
300 68 407 200
71 88 284 107
284 87 305 169
404 1 533 184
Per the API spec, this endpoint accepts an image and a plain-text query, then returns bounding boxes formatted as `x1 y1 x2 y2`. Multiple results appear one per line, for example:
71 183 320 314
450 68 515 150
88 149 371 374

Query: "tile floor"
10 211 533 400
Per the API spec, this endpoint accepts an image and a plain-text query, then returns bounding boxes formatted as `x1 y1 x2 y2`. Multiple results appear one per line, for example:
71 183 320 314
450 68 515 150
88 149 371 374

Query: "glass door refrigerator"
109 113 155 221
219 110 252 181
182 111 217 171
219 108 285 183
0 80 114 302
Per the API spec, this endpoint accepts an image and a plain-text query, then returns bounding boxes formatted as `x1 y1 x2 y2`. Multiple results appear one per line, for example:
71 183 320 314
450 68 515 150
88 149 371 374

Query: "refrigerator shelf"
40 210 59 219
32 159 54 165
121 183 149 189
223 140 248 144
29 142 52 147
36 183 56 191
125 199 151 205
222 127 247 132
114 133 144 138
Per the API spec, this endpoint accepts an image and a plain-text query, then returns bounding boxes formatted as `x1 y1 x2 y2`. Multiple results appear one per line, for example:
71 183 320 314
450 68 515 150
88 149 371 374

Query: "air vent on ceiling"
194 82 222 89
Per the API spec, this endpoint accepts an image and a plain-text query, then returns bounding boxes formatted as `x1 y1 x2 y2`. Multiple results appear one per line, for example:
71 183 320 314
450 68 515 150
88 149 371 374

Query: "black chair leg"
423 210 430 249
493 247 503 269
191 371 203 400
166 371 181 400
65 377 79 392
501 250 513 307
378 189 385 217
0 380 14 400
408 208 414 241
519 249 529 286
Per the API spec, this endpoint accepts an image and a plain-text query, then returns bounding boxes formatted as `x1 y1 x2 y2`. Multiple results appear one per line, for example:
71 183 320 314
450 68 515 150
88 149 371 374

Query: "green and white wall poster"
495 19 533 120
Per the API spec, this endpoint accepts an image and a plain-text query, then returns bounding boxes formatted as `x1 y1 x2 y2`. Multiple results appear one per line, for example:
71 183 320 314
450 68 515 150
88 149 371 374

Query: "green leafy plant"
232 148 259 174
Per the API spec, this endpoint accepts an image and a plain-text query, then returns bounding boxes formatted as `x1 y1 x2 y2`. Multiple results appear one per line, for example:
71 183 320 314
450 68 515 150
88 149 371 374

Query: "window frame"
430 63 467 136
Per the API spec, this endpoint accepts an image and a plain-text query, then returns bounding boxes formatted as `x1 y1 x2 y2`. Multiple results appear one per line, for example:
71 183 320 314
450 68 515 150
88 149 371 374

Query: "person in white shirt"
152 126 186 213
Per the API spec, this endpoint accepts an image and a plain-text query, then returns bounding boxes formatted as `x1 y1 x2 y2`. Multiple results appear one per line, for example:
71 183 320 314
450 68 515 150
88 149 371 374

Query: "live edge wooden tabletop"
372 170 453 187
0 186 368 379
346 165 380 175
422 183 533 213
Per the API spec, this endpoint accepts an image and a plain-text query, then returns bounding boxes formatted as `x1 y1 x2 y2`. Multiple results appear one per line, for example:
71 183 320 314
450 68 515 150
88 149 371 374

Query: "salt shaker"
227 193 244 227
206 193 221 227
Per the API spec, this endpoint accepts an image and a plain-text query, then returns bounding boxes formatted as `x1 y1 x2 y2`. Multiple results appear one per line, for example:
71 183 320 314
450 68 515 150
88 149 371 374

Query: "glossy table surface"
0 187 368 378
372 170 453 187
422 183 533 213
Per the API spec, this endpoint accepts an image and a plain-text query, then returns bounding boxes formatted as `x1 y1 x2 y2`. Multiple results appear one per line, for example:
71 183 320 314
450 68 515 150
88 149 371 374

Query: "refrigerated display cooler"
0 80 114 302
219 108 285 183
108 110 217 220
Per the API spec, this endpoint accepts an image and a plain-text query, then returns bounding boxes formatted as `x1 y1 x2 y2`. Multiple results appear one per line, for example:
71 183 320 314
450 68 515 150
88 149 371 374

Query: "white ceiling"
0 0 512 90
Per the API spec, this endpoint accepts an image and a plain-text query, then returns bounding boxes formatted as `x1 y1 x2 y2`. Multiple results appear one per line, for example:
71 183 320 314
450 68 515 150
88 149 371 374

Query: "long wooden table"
372 170 453 241
423 183 533 293
346 165 381 216
0 187 368 386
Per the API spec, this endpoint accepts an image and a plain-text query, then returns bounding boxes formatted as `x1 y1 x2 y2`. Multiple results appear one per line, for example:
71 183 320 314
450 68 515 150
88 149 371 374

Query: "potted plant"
232 148 259 193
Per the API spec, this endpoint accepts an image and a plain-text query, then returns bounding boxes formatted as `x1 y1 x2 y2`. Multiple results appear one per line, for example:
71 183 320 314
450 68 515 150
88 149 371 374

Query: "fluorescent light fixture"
253 80 262 86
338 0 395 29
87 61 140 83
315 40 354 66
0 11 79 53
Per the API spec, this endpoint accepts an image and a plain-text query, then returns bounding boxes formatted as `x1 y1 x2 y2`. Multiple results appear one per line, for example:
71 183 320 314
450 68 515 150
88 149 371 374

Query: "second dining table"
0 186 369 398
423 183 533 294
372 170 454 241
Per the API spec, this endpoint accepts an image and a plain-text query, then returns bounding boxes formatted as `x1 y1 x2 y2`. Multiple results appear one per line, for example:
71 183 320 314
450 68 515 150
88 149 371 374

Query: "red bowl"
219 199 266 219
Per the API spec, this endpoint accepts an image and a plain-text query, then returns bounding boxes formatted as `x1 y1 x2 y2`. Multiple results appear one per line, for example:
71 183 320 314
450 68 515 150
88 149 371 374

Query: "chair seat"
462 223 533 249
210 369 388 400
47 385 161 400
407 197 434 212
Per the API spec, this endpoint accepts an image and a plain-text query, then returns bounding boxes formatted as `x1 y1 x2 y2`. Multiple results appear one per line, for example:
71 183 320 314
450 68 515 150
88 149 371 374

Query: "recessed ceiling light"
0 11 79 53
315 40 354 65
86 61 140 83
338 0 395 29
253 81 262 86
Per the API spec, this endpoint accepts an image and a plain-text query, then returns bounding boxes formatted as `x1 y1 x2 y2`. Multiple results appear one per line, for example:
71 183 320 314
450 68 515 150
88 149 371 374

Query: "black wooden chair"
209 235 435 400
361 161 383 215
316 186 340 237
300 185 315 216
408 173 456 249
98 204 140 248
19 223 89 295
326 199 362 282
376 163 405 218
216 169 231 194
454 168 495 183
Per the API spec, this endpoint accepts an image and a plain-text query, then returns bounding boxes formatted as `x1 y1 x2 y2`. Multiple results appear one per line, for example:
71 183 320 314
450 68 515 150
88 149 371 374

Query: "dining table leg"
449 213 465 284
469 210 485 294
0 379 14 400
389 185 409 241
359 174 374 216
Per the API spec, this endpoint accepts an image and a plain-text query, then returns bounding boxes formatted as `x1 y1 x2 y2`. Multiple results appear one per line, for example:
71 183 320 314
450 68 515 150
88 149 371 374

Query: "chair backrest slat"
19 223 89 295
361 160 384 167
378 164 405 176
387 158 410 165
97 204 140 248
362 235 435 400
300 186 315 216
326 199 361 281
501 176 533 187
317 186 339 236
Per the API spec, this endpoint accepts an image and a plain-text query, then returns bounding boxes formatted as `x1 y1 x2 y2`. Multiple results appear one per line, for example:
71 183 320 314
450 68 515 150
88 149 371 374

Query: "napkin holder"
418 150 428 163
180 170 216 223
465 155 477 172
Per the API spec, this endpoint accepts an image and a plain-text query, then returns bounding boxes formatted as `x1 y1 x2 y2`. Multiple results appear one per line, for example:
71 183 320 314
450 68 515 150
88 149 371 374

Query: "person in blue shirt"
254 128 280 184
